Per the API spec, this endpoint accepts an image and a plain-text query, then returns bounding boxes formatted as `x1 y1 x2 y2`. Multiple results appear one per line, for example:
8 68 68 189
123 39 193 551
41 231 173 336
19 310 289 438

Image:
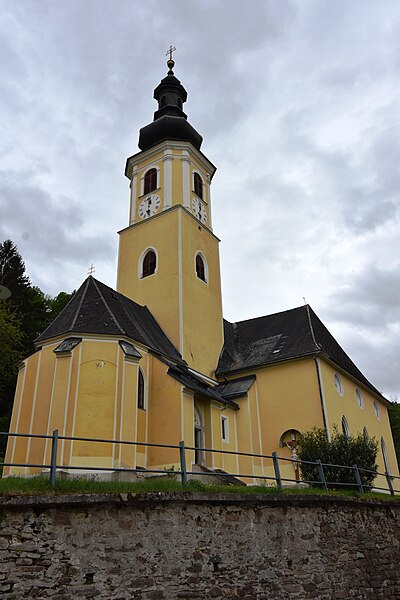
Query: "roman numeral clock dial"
192 197 207 224
138 194 161 219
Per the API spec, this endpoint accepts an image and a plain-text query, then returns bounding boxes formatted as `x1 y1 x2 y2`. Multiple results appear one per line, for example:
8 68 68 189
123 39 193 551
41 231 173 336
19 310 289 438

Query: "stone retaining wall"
0 493 399 599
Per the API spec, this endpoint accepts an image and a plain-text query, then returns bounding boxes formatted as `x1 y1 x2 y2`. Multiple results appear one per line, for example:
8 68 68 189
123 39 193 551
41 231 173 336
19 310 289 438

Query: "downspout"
305 304 330 442
313 356 330 442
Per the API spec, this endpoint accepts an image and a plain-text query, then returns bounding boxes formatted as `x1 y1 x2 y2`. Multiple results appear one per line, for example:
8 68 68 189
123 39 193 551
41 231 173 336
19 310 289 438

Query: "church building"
4 56 398 487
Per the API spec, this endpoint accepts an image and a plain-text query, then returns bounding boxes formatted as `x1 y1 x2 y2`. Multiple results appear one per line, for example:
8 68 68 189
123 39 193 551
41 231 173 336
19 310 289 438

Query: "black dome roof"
138 65 203 152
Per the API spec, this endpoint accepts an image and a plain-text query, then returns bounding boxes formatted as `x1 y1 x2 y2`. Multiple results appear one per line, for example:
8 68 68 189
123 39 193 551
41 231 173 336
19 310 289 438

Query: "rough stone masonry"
0 492 399 599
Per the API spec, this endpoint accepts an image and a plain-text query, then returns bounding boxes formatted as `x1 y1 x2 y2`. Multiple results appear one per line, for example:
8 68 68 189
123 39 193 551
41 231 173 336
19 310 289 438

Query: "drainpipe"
313 356 331 442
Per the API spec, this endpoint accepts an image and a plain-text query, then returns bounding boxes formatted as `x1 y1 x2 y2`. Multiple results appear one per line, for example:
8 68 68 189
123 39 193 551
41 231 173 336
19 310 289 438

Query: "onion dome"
138 56 203 151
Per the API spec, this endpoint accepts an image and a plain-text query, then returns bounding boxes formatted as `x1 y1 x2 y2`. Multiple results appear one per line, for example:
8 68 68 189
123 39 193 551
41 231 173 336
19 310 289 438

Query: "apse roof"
216 305 384 399
36 276 182 362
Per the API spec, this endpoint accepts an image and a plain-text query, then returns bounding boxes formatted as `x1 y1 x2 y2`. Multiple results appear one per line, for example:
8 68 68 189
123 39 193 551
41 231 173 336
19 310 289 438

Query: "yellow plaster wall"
117 209 181 352
147 357 182 468
320 360 399 477
171 151 183 206
3 364 27 476
71 342 117 466
181 210 223 376
253 358 324 457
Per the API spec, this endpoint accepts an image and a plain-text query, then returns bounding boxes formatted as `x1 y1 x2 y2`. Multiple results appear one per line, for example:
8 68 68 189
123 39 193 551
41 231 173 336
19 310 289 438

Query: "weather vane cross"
88 264 95 276
166 45 176 61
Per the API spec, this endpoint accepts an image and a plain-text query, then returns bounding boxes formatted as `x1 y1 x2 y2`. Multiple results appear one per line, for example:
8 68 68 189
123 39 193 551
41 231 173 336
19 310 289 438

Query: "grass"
0 475 398 501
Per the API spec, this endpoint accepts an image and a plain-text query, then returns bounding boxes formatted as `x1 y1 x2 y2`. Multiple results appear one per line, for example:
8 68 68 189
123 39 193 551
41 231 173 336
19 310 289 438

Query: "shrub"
298 427 378 490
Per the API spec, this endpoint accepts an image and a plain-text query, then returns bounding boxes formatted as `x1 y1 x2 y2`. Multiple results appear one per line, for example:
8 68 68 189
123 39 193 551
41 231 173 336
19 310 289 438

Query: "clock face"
191 197 207 224
138 194 161 219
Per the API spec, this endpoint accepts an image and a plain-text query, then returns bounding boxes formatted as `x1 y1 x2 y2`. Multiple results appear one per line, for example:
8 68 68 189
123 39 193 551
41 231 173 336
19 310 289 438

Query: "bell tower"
117 53 223 377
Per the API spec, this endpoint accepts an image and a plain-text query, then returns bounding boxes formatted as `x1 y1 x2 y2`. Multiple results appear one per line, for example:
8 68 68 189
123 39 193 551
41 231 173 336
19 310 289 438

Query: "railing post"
317 459 328 491
50 429 59 487
272 452 282 490
179 441 187 486
353 464 364 494
385 470 394 496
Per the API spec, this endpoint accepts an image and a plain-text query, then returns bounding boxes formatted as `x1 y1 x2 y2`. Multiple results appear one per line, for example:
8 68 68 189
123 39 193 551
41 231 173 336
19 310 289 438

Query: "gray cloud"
1 0 400 396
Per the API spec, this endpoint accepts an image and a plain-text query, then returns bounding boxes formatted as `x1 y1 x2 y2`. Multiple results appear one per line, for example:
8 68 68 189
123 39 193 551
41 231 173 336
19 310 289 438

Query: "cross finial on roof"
88 263 95 276
166 45 176 72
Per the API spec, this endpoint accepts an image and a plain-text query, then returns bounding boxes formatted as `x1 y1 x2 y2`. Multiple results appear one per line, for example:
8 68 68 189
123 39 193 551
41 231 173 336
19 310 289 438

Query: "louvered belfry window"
144 168 157 195
194 172 203 199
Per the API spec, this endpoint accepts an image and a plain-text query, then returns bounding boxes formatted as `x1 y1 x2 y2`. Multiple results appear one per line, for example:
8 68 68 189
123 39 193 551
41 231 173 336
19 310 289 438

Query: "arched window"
138 369 145 410
144 168 157 195
373 399 380 419
193 172 203 199
363 427 369 439
160 95 167 107
381 437 391 475
177 97 183 110
355 388 364 409
142 250 157 278
195 253 206 282
334 372 344 396
341 415 350 438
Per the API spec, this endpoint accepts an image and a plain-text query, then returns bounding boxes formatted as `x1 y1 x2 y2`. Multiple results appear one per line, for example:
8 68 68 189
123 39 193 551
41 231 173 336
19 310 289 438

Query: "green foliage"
388 400 400 471
298 427 378 490
0 239 73 444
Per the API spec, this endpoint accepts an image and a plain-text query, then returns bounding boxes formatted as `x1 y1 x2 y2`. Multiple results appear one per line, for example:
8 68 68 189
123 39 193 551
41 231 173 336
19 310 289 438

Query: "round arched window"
341 415 350 438
355 388 364 409
373 399 380 420
193 172 203 199
334 372 344 396
141 250 157 278
144 168 157 195
137 369 145 410
195 253 207 282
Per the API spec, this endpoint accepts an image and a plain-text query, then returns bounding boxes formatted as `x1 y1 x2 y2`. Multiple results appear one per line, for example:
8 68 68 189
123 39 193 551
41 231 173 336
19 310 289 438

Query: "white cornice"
125 140 217 181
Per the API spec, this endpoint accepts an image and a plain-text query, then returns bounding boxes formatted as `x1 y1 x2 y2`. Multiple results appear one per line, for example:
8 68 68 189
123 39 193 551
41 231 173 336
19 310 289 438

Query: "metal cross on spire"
166 45 176 61
87 264 96 276
166 45 176 71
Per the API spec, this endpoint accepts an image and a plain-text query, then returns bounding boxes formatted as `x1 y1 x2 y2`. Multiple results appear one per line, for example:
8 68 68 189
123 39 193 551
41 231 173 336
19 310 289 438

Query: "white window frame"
221 415 229 443
140 165 161 196
192 170 205 200
194 251 208 284
355 388 364 409
334 372 344 396
341 415 350 438
137 366 146 411
373 399 380 420
138 247 158 279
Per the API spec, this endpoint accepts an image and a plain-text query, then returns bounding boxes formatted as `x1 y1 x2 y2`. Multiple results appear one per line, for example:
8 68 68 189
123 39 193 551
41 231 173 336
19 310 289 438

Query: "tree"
298 427 378 491
0 240 73 443
388 398 400 471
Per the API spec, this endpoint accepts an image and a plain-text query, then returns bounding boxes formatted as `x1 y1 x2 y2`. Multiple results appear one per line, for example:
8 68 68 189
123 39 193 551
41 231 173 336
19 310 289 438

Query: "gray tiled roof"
216 305 383 399
36 276 182 362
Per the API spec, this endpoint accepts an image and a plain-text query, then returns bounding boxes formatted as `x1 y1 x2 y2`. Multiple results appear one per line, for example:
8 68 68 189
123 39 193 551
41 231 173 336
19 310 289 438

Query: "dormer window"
193 172 203 199
144 168 157 195
142 249 157 278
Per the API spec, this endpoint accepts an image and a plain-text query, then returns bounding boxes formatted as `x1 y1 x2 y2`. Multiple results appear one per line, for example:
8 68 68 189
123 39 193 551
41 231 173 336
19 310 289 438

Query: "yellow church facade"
4 58 398 489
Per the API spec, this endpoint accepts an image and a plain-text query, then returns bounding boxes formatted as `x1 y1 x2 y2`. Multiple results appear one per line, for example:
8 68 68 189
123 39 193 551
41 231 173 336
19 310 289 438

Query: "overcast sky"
1 0 399 398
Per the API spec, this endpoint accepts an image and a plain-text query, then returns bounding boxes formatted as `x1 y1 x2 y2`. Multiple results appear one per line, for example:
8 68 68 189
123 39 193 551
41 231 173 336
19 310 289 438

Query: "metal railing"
1 430 399 496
